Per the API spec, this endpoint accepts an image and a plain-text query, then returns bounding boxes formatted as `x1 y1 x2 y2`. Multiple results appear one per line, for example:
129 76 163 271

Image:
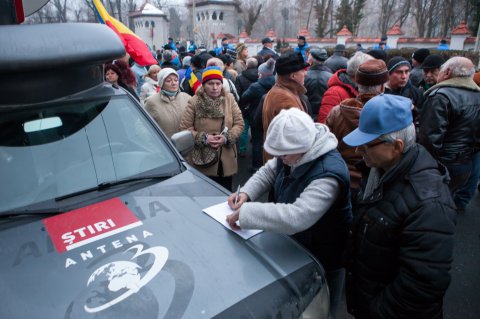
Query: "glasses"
359 140 388 150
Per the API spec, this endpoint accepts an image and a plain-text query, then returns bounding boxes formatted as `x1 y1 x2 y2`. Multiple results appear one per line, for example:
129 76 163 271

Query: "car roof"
0 23 125 106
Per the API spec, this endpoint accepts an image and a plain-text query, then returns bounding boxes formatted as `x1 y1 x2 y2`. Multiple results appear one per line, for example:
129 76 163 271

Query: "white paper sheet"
202 201 263 240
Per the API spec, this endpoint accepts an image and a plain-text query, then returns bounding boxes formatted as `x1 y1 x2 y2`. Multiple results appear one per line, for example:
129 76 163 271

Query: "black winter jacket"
385 80 424 110
324 53 348 73
235 68 259 101
305 64 332 118
346 144 456 319
239 76 275 121
418 77 480 164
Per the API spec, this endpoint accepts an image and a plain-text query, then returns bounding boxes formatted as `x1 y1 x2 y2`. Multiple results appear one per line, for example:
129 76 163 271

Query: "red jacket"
317 69 358 123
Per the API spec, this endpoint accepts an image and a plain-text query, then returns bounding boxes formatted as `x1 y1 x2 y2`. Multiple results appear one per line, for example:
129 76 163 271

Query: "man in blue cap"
343 94 456 319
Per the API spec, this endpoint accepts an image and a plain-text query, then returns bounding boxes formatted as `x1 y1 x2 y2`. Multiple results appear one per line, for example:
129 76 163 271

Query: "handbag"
191 117 224 168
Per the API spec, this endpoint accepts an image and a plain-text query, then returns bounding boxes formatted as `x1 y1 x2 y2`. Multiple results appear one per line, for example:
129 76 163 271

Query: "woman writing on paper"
226 108 351 319
179 66 244 191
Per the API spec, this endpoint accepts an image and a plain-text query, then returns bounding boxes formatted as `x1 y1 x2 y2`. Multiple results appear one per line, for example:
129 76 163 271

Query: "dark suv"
0 23 329 318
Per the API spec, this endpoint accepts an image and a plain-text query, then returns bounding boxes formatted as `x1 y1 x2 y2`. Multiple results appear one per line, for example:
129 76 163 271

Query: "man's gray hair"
347 52 373 77
440 57 475 78
246 57 258 69
380 123 416 153
357 84 384 94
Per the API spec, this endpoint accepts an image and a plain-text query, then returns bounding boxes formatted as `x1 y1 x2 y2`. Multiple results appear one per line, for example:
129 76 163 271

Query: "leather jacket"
419 77 480 164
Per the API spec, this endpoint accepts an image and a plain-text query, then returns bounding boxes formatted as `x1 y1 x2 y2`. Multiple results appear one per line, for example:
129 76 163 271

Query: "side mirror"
170 130 194 156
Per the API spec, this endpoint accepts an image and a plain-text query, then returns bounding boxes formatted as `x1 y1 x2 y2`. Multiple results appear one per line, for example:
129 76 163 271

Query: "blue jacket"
294 43 310 62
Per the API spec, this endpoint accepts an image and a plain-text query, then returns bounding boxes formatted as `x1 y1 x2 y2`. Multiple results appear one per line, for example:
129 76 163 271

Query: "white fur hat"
157 68 178 89
264 108 316 156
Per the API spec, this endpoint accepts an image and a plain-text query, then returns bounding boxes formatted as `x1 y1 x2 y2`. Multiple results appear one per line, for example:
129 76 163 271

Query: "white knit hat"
264 108 316 156
157 68 178 88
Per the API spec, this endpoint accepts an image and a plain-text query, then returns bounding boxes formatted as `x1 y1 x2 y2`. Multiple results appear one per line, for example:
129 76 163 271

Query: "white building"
129 2 169 51
187 0 241 49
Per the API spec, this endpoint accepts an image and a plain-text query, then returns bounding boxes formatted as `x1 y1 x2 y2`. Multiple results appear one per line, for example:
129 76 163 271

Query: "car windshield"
0 95 180 213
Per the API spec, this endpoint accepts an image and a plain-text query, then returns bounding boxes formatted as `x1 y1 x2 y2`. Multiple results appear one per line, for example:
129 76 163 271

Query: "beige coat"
179 86 244 177
144 91 191 138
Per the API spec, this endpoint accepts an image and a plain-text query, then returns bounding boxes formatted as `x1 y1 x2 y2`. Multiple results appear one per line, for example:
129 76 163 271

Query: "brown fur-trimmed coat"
179 86 244 177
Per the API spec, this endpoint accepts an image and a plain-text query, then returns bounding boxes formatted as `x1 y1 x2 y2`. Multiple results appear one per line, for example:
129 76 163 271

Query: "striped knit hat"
201 66 223 84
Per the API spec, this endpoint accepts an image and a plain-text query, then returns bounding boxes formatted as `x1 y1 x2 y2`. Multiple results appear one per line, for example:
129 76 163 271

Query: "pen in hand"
234 184 240 207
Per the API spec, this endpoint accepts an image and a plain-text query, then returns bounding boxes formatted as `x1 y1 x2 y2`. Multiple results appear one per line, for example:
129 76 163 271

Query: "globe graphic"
87 261 142 293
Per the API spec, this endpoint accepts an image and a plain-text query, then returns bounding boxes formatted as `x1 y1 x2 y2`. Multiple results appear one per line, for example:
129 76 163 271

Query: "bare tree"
378 0 396 35
51 0 68 23
414 0 438 37
240 0 263 36
314 0 333 37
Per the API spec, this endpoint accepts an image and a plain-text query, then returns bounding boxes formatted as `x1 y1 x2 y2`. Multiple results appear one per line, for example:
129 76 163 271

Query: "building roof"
130 2 166 17
337 25 353 36
451 21 471 35
387 25 404 36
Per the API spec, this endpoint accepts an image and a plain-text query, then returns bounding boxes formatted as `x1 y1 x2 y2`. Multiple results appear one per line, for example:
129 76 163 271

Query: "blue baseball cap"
343 94 413 146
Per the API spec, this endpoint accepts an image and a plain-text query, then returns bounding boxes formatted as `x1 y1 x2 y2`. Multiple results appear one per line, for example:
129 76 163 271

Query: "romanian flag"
92 0 157 66
184 67 201 94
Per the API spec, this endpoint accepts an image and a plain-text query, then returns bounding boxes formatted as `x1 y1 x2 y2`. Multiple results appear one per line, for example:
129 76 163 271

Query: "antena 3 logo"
43 198 143 253
83 244 168 313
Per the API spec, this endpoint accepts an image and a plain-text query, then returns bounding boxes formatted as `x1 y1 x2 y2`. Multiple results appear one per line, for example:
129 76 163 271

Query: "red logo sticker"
43 198 142 253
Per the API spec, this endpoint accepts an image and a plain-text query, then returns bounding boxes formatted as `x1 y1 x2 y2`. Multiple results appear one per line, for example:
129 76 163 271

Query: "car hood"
0 170 324 318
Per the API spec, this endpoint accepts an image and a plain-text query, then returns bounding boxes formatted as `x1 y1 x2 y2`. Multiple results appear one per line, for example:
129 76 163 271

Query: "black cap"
262 37 274 44
367 49 387 62
412 48 430 63
221 37 228 42
334 44 346 52
421 54 445 69
298 35 306 41
310 48 328 61
275 51 309 75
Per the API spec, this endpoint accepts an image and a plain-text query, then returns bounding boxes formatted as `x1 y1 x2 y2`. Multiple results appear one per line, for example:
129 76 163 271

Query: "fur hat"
158 68 178 88
355 59 389 86
264 108 316 156
201 66 223 84
258 58 276 76
387 56 411 73
275 52 309 75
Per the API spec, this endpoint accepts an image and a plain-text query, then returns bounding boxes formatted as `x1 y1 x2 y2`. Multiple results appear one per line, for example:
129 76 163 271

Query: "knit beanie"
355 59 389 86
162 50 173 63
182 56 192 67
201 66 223 83
264 108 316 156
258 58 275 76
158 68 178 89
387 56 411 73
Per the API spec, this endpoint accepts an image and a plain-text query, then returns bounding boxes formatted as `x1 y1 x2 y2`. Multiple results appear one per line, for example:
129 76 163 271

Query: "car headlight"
299 280 329 319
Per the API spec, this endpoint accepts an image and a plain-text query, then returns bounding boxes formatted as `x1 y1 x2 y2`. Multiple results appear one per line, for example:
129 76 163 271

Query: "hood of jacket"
424 76 480 96
242 68 260 82
292 124 338 170
257 76 275 90
327 69 356 92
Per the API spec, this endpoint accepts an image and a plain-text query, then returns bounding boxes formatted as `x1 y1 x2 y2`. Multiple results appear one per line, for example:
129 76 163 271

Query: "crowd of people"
104 35 480 318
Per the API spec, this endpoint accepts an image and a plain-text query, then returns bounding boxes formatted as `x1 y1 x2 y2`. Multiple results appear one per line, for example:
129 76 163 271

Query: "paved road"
233 141 480 319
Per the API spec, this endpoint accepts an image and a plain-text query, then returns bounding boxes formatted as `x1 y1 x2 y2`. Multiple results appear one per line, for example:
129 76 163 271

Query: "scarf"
194 87 225 119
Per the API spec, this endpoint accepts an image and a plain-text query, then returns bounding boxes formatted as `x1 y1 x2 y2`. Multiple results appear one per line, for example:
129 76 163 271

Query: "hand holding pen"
226 185 249 230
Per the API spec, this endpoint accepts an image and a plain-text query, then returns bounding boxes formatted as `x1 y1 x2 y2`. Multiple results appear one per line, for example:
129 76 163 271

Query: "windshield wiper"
55 173 174 201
